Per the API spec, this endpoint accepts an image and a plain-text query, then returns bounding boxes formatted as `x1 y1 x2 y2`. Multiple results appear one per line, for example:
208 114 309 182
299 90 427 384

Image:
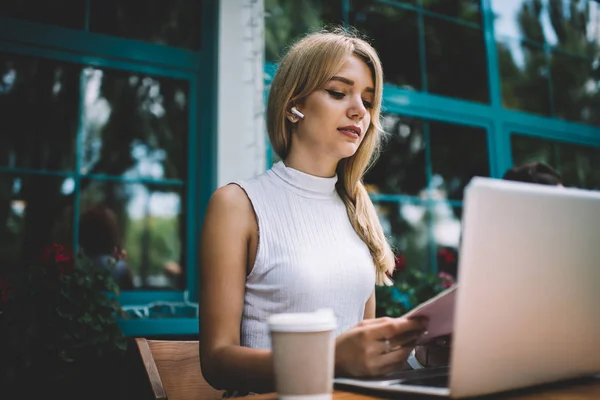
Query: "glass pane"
550 51 598 125
376 201 432 272
422 0 482 25
493 1 600 57
588 1 600 50
432 204 462 279
549 0 599 57
0 173 74 268
429 121 490 200
0 0 84 29
424 16 489 102
89 0 202 50
0 53 80 171
351 1 421 90
497 37 551 115
558 143 600 190
492 0 557 44
511 134 555 167
81 67 189 180
265 0 343 63
364 114 426 196
79 179 185 291
511 134 600 190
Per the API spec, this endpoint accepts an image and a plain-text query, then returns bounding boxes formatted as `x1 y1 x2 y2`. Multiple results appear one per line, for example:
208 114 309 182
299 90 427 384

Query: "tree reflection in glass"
0 173 74 266
424 14 489 102
265 0 343 63
0 54 80 171
375 200 432 272
497 38 552 115
79 180 185 290
422 0 482 25
81 67 189 180
89 0 202 50
350 1 421 90
429 121 490 200
493 0 599 124
364 114 426 196
511 134 600 190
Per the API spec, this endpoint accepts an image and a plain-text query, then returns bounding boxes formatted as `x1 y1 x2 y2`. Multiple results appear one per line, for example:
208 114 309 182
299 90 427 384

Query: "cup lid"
267 308 337 332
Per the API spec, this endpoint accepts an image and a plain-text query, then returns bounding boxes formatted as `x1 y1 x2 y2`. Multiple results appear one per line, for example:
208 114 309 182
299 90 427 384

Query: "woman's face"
290 54 375 162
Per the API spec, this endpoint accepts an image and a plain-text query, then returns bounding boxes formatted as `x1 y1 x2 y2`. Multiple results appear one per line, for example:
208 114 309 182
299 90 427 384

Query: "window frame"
0 0 219 336
264 0 600 274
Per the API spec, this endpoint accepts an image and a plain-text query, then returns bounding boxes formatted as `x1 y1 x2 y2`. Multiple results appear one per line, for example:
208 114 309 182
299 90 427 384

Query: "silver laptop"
335 177 600 398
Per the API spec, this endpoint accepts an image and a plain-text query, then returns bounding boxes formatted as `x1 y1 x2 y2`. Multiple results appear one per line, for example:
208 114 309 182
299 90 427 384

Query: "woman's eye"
326 89 345 99
363 100 373 109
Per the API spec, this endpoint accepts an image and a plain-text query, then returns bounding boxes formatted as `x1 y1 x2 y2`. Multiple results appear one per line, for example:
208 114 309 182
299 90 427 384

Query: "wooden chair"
135 338 224 400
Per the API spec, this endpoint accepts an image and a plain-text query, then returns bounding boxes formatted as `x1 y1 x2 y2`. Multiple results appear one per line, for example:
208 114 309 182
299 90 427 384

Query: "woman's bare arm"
363 290 375 319
199 187 428 389
199 184 274 393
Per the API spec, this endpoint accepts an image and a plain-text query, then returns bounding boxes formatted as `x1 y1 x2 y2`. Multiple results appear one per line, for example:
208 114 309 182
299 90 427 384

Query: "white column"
217 0 266 187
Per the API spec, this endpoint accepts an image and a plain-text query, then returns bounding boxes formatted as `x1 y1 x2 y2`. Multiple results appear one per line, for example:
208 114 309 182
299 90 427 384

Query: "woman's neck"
284 148 339 178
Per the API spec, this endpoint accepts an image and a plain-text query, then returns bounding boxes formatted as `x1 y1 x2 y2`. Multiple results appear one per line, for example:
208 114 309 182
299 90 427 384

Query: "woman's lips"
338 126 361 139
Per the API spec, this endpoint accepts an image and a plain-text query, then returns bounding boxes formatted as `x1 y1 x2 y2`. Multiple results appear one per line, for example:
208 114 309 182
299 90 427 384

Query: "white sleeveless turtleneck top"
234 161 376 350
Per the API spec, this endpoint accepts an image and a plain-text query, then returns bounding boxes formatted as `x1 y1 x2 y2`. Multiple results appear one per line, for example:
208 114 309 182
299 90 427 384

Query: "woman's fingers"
371 342 416 376
377 336 419 355
390 328 426 348
360 317 427 377
371 317 428 342
357 316 395 327
337 316 430 378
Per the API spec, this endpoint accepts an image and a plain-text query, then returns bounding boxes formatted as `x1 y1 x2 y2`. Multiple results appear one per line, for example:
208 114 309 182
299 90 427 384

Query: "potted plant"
375 251 456 317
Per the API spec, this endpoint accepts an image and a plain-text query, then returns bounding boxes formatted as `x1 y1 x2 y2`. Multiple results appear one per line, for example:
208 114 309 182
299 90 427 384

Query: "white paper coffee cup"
268 309 337 400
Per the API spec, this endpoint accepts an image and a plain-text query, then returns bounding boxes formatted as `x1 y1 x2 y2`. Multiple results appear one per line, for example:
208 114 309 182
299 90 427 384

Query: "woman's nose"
348 96 367 119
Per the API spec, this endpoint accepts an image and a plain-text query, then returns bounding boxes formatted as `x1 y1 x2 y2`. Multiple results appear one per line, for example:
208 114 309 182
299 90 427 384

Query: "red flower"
37 243 75 275
438 272 455 289
55 247 75 275
438 248 456 264
0 275 14 303
394 253 407 274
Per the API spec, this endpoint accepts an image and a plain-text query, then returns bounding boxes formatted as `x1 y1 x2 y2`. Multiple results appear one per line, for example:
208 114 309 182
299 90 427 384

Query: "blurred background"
0 0 599 337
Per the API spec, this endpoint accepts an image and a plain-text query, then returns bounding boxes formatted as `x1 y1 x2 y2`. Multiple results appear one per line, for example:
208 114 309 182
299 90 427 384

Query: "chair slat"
135 338 223 400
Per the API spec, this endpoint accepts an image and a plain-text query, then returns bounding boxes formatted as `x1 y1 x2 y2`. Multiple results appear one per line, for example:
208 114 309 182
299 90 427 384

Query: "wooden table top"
240 375 600 399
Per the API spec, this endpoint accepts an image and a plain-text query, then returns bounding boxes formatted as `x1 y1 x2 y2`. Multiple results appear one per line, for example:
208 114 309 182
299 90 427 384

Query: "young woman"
199 28 428 394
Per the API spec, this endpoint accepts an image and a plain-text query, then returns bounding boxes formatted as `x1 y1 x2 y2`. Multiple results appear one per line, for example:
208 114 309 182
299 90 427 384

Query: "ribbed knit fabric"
234 161 376 350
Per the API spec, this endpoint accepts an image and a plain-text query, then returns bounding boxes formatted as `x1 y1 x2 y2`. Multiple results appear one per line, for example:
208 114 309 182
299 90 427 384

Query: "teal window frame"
265 0 600 273
0 0 219 336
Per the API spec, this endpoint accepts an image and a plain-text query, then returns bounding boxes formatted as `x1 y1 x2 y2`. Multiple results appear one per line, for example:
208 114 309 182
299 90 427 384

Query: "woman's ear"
285 103 304 123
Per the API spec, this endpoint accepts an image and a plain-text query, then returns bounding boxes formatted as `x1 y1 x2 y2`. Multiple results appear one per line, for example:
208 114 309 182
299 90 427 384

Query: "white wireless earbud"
291 106 305 119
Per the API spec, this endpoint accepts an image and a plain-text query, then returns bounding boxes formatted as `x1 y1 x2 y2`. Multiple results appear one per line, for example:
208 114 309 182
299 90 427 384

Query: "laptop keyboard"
386 366 450 388
397 373 449 388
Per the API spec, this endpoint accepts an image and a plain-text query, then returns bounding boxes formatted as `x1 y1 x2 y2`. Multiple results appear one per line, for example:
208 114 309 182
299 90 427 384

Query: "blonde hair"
266 28 394 285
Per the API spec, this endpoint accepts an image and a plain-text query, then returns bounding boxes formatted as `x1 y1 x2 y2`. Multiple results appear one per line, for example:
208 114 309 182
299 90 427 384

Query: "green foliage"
0 244 127 386
498 0 599 123
265 0 340 62
124 215 181 276
375 267 454 318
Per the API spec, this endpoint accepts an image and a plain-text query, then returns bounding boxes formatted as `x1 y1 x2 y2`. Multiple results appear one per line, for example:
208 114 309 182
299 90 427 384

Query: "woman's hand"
334 317 428 378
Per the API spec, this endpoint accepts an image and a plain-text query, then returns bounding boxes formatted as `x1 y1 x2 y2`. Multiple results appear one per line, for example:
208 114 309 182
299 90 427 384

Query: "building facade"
1 0 599 336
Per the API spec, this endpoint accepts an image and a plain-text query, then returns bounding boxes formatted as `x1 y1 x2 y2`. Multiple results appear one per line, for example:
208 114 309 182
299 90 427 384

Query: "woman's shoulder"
202 184 256 242
208 184 253 215
207 168 279 219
